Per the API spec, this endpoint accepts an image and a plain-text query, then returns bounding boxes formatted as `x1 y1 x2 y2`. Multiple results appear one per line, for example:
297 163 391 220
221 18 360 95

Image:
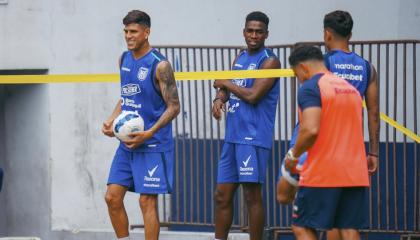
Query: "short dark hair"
323 10 353 38
288 44 324 67
246 11 269 27
123 10 151 28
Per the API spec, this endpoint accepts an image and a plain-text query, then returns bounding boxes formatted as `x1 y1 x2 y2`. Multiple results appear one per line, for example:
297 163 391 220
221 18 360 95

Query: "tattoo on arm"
150 61 180 133
158 61 180 107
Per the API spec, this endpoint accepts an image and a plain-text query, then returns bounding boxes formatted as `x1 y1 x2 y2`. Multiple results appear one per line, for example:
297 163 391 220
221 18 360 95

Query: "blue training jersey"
324 49 371 97
224 48 280 149
119 49 173 152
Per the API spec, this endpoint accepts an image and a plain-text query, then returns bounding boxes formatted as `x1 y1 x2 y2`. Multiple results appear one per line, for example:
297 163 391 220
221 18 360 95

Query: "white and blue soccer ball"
112 111 144 142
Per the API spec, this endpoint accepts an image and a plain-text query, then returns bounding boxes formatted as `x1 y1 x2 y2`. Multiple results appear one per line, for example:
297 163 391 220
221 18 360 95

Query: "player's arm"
292 107 321 157
102 99 122 137
102 55 124 137
124 61 180 149
285 81 321 170
213 57 281 104
212 88 229 120
365 64 380 174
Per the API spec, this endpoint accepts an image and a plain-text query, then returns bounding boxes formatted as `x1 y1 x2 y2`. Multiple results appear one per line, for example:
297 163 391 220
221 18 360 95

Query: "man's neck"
308 65 329 78
131 42 152 59
328 41 351 53
247 45 265 55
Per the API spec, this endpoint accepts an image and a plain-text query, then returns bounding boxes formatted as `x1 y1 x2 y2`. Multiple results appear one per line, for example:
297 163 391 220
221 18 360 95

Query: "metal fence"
151 40 419 237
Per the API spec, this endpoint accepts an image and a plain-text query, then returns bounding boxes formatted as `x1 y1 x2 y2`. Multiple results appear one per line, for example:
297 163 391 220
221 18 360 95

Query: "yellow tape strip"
0 70 418 143
379 113 420 143
0 69 295 84
362 101 419 143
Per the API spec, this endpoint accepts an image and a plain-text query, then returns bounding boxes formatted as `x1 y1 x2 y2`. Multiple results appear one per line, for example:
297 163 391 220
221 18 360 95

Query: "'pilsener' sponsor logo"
121 84 140 96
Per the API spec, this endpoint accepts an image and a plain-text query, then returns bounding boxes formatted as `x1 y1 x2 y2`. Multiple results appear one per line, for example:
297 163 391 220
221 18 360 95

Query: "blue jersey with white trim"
224 48 280 149
119 49 173 152
324 49 371 97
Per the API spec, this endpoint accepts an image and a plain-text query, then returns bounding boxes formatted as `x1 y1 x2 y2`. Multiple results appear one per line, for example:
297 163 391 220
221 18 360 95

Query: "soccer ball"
112 111 144 142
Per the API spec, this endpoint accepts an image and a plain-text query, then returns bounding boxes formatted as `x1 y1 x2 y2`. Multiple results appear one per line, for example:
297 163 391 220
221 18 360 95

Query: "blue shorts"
217 143 270 183
107 147 174 194
277 151 307 186
292 187 368 230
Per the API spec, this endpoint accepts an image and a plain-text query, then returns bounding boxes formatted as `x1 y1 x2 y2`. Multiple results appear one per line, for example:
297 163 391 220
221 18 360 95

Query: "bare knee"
243 184 262 206
139 194 157 211
292 225 317 240
277 192 294 205
214 188 231 208
276 177 297 205
105 192 124 210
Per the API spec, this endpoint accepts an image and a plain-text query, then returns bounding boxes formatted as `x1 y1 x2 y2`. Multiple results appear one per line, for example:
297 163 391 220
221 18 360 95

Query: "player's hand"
367 154 378 175
123 130 154 149
284 149 299 173
102 120 115 137
212 98 226 120
213 79 227 89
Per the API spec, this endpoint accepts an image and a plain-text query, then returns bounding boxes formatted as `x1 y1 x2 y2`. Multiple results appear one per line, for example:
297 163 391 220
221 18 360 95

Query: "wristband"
368 152 378 158
213 97 226 103
286 149 298 160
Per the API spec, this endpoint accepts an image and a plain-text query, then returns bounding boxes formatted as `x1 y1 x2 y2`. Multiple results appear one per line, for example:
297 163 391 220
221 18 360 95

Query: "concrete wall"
0 0 419 239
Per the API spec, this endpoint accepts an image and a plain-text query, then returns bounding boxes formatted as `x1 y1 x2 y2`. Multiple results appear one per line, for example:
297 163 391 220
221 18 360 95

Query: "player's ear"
347 32 352 41
324 29 332 42
145 27 150 39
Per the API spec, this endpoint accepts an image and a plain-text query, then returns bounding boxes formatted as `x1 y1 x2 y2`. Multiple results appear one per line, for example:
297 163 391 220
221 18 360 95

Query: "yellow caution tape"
362 101 419 143
0 69 294 84
379 113 420 143
0 70 418 143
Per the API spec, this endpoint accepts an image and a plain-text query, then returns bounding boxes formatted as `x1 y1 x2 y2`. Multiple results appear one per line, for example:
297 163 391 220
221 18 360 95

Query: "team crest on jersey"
247 64 257 70
137 67 149 81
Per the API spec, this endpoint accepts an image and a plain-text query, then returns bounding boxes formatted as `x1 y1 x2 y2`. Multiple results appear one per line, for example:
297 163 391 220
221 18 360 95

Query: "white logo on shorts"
242 155 251 167
148 165 158 177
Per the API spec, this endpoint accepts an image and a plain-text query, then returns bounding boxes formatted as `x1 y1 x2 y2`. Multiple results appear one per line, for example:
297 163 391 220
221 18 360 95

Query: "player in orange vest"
286 44 369 240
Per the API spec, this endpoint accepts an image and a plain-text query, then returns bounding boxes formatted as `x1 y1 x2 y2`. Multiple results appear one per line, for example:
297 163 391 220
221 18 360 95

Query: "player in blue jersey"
212 11 281 240
276 10 379 240
102 10 180 240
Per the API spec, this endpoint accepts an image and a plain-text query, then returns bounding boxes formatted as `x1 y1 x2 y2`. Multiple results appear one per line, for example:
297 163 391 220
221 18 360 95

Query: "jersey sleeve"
298 74 323 110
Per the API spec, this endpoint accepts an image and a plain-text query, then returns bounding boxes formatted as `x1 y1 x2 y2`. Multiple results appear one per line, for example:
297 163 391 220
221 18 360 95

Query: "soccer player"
102 10 180 240
276 10 379 207
212 11 281 240
286 44 369 240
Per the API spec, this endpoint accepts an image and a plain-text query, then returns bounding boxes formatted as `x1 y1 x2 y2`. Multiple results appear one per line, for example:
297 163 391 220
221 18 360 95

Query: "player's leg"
334 187 368 240
214 183 239 239
237 145 269 240
243 183 264 240
292 224 318 240
105 184 129 238
338 229 360 240
215 143 239 239
105 148 133 238
292 187 341 240
133 151 174 240
139 194 159 240
277 150 306 204
276 176 297 204
327 229 342 240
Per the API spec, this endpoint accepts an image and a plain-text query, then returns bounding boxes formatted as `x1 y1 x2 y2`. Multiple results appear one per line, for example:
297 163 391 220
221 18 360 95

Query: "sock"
118 237 130 240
